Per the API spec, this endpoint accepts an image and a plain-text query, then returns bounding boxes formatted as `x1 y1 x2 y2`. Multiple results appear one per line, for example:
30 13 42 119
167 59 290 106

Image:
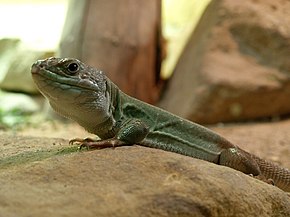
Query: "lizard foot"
69 137 99 145
265 178 275 186
69 137 126 150
69 137 98 145
255 175 275 186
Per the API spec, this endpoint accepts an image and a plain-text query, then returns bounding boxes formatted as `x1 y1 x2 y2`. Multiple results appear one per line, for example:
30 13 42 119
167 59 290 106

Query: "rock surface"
160 0 290 124
0 127 290 217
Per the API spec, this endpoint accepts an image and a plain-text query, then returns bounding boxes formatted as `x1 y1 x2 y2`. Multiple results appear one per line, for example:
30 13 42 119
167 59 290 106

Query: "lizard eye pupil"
67 62 79 73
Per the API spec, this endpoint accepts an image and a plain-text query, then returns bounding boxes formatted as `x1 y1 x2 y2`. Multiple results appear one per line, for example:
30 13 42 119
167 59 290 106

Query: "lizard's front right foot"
69 137 126 150
69 137 98 145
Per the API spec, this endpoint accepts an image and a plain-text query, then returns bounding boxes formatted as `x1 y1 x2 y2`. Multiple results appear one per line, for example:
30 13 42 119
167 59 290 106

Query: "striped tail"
252 155 290 192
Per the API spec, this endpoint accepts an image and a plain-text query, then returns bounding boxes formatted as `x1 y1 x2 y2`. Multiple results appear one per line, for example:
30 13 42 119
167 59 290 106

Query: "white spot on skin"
229 148 237 153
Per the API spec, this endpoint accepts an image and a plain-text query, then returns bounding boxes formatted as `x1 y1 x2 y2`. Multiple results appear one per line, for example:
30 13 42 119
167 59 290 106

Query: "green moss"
0 146 79 169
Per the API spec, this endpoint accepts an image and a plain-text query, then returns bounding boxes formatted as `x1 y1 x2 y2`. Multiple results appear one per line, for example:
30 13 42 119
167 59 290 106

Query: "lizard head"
31 57 106 96
31 57 115 132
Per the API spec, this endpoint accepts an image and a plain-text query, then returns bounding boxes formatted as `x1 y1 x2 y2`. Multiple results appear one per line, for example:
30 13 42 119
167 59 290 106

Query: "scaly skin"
31 57 290 192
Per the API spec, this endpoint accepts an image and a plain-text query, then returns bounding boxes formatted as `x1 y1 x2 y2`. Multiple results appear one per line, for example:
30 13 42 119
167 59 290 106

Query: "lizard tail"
252 155 290 192
219 147 261 176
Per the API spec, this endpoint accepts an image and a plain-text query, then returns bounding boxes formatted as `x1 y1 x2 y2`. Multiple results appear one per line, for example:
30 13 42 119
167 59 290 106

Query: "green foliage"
0 107 30 129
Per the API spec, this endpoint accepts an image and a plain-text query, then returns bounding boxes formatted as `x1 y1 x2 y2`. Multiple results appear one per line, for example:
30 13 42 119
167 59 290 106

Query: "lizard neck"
77 78 123 138
47 77 124 139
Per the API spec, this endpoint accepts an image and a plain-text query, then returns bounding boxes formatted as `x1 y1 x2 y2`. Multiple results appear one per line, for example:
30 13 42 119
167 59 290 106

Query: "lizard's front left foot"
69 137 126 150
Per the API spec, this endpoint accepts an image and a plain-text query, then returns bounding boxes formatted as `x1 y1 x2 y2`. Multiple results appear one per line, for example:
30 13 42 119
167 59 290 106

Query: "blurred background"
0 0 290 132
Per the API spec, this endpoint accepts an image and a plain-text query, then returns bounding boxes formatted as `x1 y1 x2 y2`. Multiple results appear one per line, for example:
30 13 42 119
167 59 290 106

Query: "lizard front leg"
70 119 149 149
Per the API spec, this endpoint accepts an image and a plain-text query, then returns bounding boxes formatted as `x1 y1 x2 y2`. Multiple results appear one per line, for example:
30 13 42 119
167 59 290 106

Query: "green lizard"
31 57 290 192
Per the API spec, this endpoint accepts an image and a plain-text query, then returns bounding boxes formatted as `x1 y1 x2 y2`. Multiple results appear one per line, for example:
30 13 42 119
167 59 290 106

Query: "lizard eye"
67 62 79 74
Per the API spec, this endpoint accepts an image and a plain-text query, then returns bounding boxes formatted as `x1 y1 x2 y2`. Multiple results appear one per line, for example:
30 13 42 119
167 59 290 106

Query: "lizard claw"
69 137 126 150
79 142 92 150
255 175 276 186
69 138 82 145
266 178 275 186
69 137 99 145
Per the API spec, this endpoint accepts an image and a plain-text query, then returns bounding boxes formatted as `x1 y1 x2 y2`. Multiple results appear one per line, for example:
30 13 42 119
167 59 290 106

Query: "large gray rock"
0 38 53 94
160 0 290 124
0 134 289 217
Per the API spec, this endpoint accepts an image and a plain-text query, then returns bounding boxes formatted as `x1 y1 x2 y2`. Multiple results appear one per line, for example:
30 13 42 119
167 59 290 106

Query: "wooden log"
59 0 163 104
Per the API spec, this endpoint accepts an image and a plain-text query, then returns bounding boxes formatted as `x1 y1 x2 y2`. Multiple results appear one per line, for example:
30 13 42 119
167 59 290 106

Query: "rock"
159 0 290 124
0 134 289 217
0 38 53 94
0 39 21 86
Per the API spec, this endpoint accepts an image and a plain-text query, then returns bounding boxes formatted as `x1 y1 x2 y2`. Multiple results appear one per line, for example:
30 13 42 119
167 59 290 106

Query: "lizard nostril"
31 63 40 74
31 60 46 74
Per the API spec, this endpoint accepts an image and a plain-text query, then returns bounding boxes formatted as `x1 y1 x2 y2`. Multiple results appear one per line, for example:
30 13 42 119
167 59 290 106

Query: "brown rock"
159 0 290 124
0 134 289 217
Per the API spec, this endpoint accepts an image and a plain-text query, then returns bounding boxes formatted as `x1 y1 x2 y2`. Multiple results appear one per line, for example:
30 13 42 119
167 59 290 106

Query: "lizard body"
31 57 290 192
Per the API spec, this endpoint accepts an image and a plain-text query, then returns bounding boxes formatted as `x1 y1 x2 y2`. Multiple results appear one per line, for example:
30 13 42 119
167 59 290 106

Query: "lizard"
31 57 290 192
